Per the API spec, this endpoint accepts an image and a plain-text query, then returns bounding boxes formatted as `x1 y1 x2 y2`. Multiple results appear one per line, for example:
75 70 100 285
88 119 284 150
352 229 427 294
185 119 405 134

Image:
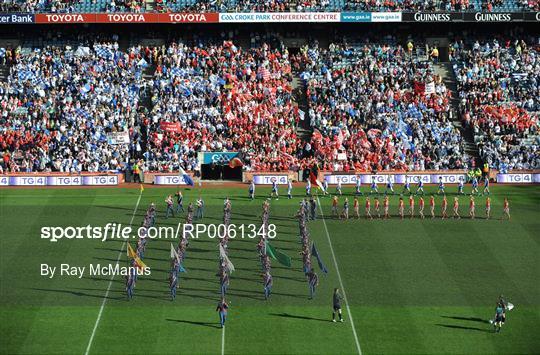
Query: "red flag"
229 157 243 168
413 81 425 95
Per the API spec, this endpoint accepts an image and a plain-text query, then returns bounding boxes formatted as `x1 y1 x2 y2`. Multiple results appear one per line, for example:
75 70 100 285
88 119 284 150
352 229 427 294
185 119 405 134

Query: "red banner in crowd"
160 122 182 133
35 12 218 23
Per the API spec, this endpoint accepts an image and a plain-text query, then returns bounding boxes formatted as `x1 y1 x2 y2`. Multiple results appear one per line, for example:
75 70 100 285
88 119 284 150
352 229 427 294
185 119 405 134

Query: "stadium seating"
1 35 537 173
453 38 539 171
298 39 467 172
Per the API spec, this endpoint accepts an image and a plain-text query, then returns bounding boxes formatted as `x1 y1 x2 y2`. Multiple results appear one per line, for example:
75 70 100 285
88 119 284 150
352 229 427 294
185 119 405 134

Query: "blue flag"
179 167 194 187
311 242 328 274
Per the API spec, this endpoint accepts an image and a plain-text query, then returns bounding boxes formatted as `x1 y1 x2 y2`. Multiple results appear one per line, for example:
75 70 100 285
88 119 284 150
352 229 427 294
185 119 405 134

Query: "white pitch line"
317 197 362 355
221 324 225 355
84 191 143 355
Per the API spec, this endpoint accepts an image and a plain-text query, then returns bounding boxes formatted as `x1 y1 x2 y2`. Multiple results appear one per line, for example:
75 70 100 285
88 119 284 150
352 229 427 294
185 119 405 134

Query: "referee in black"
332 288 344 322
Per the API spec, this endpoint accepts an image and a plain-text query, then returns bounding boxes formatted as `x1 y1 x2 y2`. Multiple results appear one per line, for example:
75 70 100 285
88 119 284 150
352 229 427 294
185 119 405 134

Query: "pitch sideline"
84 190 143 355
317 196 363 355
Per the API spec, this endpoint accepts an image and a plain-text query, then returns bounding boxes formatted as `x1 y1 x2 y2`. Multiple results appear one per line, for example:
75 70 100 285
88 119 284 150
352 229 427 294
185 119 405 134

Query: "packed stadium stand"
0 25 538 174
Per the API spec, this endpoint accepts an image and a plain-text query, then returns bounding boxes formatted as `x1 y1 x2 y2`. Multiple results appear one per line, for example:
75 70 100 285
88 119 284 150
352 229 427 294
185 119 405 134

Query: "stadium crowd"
452 36 539 171
0 42 147 172
1 32 538 174
142 38 301 172
298 38 466 172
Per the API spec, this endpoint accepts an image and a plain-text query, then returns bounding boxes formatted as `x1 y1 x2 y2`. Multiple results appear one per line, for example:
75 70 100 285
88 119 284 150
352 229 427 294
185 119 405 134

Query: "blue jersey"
405 181 410 189
249 183 254 193
272 181 278 191
387 180 393 188
439 181 444 189
371 181 377 189
484 179 489 187
418 181 424 188
472 179 478 187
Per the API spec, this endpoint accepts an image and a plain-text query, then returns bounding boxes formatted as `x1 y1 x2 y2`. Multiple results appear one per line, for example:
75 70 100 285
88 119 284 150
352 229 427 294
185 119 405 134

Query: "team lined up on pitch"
256 176 511 220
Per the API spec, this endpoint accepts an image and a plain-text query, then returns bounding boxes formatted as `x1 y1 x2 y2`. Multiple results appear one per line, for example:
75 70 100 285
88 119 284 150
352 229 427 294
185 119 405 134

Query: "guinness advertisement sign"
402 12 461 22
463 12 520 21
403 11 537 22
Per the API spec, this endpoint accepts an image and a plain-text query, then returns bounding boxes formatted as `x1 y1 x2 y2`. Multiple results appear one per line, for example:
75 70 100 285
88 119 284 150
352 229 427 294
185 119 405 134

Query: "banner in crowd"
107 131 130 145
252 175 289 185
1 175 119 186
496 173 540 184
200 152 239 165
425 82 436 95
153 175 190 185
1 12 538 24
160 122 182 133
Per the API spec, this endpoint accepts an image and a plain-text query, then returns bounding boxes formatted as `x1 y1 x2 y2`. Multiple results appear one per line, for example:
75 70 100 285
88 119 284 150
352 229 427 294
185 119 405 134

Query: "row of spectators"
1 0 537 13
453 36 539 171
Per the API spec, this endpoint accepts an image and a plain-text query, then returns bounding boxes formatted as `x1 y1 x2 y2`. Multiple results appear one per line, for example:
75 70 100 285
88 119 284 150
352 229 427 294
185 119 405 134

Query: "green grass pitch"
1 184 539 354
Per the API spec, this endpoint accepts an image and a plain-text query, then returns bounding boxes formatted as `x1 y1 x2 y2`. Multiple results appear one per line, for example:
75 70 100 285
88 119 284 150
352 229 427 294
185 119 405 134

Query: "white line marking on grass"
84 191 143 355
221 324 225 355
317 197 362 355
